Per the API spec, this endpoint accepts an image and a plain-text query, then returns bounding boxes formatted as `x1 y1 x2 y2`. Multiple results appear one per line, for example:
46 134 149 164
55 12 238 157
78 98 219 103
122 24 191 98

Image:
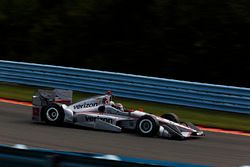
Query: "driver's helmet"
109 101 115 106
115 103 124 111
109 101 124 111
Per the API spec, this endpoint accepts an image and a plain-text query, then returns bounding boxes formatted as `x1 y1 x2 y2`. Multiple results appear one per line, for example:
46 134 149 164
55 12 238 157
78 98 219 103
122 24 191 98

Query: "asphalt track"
0 102 250 167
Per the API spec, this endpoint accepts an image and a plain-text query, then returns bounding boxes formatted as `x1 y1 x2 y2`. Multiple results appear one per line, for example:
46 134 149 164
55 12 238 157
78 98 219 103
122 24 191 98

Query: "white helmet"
109 101 115 106
115 103 124 111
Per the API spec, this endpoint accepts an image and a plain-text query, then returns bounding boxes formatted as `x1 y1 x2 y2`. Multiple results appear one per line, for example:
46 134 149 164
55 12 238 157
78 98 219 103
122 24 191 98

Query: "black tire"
42 104 64 125
136 115 159 137
161 113 180 123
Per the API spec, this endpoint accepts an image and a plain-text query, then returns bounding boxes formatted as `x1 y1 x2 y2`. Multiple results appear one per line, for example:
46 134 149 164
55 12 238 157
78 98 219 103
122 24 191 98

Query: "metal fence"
0 60 250 114
0 144 208 167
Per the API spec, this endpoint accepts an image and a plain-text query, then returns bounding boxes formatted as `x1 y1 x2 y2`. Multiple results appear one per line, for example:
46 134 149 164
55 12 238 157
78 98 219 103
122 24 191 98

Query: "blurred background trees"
0 0 250 87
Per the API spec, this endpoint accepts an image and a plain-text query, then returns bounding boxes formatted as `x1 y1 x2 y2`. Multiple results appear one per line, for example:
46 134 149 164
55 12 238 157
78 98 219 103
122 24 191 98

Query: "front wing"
159 122 204 139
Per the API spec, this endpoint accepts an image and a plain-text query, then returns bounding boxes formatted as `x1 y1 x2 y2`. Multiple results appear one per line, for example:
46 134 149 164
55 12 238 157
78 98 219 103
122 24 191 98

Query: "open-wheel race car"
32 89 204 139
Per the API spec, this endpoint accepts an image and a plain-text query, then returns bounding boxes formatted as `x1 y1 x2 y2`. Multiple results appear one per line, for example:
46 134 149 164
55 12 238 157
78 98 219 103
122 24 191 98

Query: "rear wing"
32 89 73 106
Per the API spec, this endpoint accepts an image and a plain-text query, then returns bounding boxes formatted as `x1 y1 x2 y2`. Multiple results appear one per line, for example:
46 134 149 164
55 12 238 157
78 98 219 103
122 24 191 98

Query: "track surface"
0 102 250 167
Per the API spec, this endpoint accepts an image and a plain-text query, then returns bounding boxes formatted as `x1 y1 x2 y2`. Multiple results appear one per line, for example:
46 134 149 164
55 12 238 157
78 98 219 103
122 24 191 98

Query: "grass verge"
1 83 250 132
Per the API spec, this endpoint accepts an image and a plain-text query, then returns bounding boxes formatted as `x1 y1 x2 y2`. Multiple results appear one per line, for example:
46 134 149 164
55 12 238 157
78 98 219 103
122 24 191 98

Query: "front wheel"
136 115 159 137
161 113 180 123
42 104 64 125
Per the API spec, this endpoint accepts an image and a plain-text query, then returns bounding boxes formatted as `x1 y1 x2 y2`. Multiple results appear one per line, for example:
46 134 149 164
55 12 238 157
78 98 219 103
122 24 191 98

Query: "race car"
32 89 204 139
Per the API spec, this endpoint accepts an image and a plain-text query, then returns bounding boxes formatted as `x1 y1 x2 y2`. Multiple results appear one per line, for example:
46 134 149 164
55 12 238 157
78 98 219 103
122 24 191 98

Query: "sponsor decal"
73 102 98 110
85 116 113 124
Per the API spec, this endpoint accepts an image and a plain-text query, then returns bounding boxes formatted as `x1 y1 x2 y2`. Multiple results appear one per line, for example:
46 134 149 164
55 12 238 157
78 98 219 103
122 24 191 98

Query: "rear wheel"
136 115 159 137
161 113 180 123
42 104 64 125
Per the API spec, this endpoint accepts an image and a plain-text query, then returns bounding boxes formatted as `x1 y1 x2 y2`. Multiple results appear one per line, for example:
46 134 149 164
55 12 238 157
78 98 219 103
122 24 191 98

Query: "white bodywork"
32 90 204 139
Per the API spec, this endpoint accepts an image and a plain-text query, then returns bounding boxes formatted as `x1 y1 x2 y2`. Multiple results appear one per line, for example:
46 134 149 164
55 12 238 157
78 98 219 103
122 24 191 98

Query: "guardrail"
0 60 250 114
0 144 209 167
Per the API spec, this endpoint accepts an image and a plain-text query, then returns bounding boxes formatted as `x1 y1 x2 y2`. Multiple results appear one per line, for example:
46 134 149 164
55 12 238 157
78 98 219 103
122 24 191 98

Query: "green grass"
1 83 250 132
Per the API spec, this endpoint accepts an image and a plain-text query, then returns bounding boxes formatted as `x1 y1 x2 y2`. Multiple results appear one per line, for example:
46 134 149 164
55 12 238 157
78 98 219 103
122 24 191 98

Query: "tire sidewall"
136 115 159 137
43 104 64 124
